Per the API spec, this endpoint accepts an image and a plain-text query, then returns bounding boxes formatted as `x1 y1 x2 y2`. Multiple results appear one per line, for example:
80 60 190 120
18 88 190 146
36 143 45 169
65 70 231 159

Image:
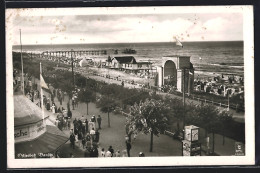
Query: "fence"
189 95 245 112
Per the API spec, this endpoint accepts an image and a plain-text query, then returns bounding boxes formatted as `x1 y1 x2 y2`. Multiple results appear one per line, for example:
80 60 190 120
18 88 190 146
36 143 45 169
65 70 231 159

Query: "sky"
9 8 244 45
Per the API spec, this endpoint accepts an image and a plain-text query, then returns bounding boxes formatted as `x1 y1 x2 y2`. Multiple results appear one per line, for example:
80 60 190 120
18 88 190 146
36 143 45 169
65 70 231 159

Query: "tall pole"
108 94 111 128
183 68 186 129
148 59 150 89
20 29 24 95
71 49 75 88
198 57 202 80
40 62 45 127
188 70 190 96
227 92 230 111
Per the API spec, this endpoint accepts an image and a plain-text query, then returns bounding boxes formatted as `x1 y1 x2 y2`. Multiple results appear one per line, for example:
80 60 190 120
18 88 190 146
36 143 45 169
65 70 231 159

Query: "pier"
41 50 107 57
21 49 108 62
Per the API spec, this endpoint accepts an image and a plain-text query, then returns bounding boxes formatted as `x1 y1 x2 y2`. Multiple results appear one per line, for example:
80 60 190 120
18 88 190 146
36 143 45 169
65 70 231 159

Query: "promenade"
26 61 244 157
42 82 239 157
45 86 183 157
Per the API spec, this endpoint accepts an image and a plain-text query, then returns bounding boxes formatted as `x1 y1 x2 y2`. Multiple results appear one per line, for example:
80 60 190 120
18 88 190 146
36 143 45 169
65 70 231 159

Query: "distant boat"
122 48 136 54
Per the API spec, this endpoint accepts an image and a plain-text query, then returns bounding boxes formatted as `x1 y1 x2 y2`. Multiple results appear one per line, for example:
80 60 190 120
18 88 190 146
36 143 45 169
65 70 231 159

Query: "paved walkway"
33 66 242 157
24 70 243 157
43 84 239 157
45 87 183 157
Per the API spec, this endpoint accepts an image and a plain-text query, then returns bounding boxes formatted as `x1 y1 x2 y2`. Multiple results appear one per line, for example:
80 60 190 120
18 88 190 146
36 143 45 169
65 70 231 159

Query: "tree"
218 110 233 145
78 87 96 115
194 104 220 154
126 99 170 152
75 75 86 88
164 97 184 135
96 95 117 127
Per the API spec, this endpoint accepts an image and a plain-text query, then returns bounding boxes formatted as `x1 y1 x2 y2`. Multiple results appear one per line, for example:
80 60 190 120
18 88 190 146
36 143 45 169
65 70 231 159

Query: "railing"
189 95 245 112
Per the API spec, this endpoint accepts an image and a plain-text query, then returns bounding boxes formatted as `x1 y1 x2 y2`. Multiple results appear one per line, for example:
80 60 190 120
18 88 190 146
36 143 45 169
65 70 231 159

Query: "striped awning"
14 95 53 127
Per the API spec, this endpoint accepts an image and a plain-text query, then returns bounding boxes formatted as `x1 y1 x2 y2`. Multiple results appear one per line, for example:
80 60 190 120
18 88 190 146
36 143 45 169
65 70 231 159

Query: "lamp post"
148 59 151 89
198 57 202 80
20 29 24 95
71 49 75 111
183 68 186 129
227 91 230 111
71 49 75 88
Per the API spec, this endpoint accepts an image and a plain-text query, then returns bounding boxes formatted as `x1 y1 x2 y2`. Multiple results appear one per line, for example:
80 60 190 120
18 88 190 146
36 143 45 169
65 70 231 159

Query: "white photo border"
6 6 255 168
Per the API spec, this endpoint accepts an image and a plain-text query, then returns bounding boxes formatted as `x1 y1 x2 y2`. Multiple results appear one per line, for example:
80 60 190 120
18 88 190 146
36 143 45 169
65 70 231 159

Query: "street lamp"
71 49 75 88
198 57 202 80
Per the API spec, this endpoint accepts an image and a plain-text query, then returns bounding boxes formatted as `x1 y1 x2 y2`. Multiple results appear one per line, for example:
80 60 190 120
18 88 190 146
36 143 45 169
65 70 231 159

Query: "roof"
14 95 53 127
15 125 69 158
137 61 152 64
163 55 190 58
112 56 137 64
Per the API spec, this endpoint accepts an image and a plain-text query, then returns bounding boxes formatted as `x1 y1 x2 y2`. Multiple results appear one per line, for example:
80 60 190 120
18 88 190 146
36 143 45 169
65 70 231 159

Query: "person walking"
91 144 99 157
59 97 62 106
85 119 89 133
101 148 105 157
97 115 102 129
46 99 50 111
105 150 112 157
73 118 77 129
108 146 114 157
115 150 121 157
70 133 75 149
82 136 86 149
84 147 92 157
90 128 96 141
72 97 75 110
78 131 83 148
82 120 86 135
67 118 71 130
91 115 96 126
86 133 91 145
94 130 100 144
62 91 64 101
126 140 132 157
122 150 127 157
51 103 56 114
139 152 145 157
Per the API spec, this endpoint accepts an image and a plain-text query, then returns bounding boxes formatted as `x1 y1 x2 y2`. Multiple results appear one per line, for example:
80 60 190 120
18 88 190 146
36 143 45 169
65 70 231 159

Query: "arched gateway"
156 56 194 94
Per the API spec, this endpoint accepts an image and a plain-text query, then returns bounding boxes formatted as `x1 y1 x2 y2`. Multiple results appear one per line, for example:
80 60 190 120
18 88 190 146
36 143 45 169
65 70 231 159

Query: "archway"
164 60 177 86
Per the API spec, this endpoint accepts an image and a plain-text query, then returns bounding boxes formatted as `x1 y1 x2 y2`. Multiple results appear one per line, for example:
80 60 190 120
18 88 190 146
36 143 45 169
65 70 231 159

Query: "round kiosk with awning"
14 95 69 158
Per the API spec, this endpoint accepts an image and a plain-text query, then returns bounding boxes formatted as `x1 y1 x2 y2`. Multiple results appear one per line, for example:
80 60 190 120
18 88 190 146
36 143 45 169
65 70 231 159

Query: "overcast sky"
11 11 243 45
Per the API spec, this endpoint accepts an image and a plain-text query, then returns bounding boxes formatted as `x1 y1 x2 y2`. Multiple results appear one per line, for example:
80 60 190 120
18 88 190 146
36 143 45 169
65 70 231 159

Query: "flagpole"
183 68 186 129
188 70 190 96
40 62 45 122
20 29 24 95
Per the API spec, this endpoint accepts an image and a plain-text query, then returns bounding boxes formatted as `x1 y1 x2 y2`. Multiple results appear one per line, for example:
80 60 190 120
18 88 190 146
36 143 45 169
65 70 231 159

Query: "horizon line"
12 40 243 46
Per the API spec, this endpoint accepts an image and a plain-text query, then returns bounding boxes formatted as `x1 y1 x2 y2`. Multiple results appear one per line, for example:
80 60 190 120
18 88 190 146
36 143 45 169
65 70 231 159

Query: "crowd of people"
69 115 101 155
14 68 146 158
194 74 244 97
67 114 145 158
42 54 79 67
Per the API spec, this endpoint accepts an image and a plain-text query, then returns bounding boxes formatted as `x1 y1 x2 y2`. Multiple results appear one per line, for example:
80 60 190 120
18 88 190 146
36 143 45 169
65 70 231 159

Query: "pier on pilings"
39 49 108 62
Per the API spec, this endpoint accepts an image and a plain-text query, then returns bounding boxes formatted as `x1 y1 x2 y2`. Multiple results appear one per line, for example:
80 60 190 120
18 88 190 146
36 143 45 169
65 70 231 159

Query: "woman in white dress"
51 104 56 113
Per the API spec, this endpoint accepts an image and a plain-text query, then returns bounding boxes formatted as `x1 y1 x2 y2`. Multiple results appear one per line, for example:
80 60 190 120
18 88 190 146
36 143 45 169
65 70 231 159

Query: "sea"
13 41 244 76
